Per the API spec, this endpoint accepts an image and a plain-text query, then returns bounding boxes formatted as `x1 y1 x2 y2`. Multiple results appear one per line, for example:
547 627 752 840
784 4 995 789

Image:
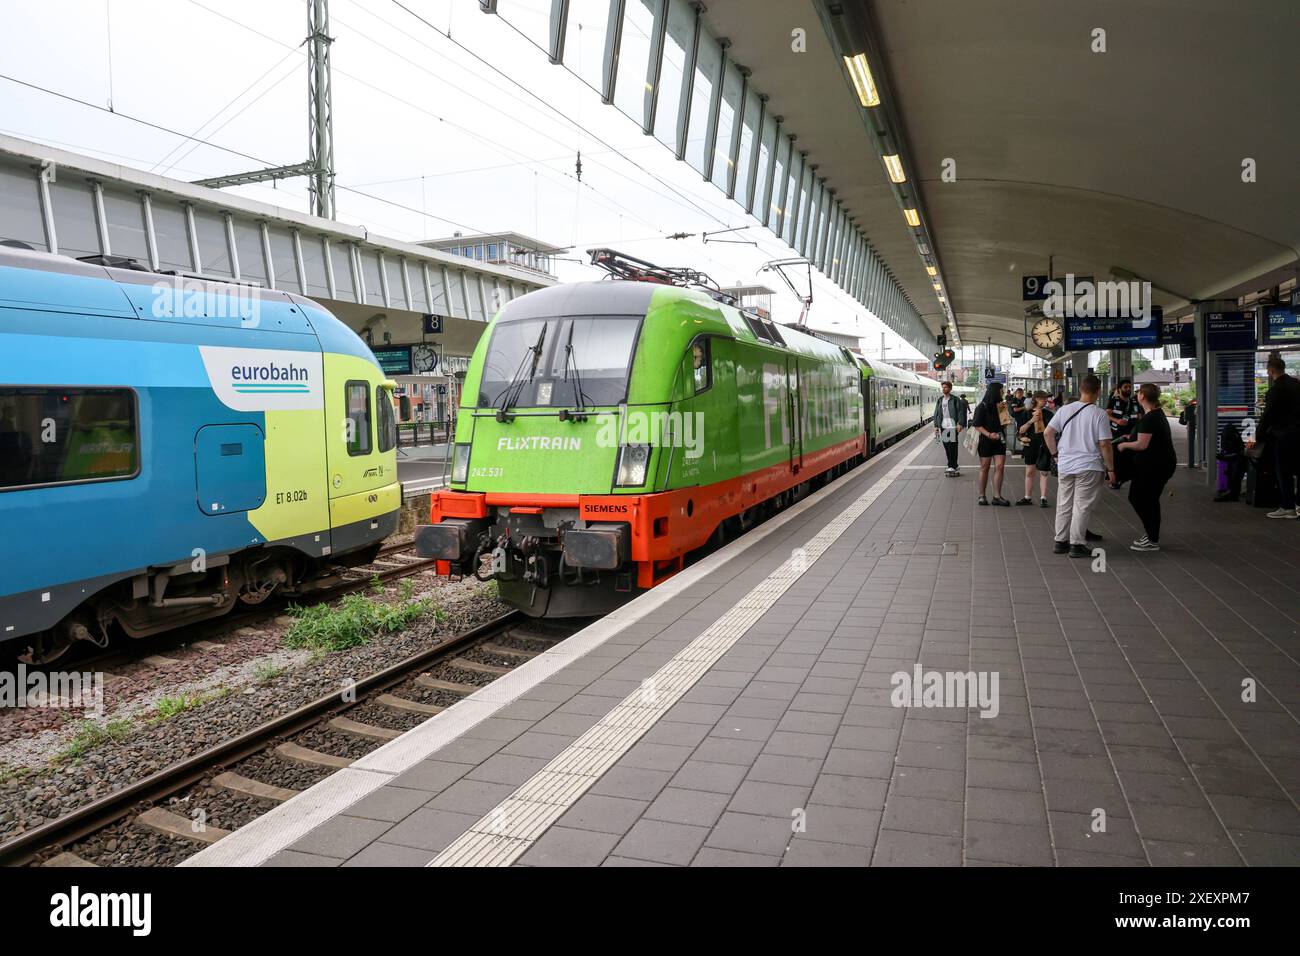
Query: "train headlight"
615 444 651 487
451 443 471 483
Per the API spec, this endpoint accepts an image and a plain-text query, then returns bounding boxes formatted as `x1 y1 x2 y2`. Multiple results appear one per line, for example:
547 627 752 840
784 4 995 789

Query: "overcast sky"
0 0 948 360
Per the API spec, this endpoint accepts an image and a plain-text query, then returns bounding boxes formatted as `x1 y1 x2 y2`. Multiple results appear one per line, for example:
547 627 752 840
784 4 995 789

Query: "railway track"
0 612 589 867
7 540 443 677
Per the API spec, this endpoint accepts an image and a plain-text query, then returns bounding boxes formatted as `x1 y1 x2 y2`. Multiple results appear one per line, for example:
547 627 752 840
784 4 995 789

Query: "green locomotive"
416 251 938 615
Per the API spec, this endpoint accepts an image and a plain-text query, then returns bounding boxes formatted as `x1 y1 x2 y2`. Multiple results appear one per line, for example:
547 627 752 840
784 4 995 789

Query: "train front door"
787 357 803 474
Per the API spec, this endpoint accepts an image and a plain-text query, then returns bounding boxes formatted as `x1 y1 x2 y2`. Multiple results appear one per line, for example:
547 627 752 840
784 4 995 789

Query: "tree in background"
1134 355 1153 373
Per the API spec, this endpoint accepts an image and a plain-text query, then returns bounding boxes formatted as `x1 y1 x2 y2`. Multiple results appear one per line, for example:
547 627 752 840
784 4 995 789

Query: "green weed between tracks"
56 718 133 762
282 583 443 653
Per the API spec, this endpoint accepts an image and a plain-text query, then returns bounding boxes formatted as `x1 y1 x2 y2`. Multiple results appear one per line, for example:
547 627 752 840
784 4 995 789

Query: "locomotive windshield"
478 314 642 409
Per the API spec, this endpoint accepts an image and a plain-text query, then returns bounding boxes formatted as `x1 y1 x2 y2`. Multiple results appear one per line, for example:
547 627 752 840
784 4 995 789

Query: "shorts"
977 435 1007 459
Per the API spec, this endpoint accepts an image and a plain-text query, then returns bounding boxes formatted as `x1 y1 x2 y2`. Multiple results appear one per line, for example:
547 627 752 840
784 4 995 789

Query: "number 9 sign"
1022 274 1049 301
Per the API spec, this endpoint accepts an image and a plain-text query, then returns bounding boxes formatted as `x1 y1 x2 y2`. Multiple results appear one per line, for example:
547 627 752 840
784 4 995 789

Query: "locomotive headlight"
615 444 651 487
451 443 471 483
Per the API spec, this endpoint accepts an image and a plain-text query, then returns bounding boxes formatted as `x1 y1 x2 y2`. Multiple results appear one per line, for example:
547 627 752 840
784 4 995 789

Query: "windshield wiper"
560 324 591 421
495 325 546 422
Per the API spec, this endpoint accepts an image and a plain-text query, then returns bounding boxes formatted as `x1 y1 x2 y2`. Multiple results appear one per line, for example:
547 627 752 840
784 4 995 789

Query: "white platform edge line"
429 437 931 866
183 430 929 867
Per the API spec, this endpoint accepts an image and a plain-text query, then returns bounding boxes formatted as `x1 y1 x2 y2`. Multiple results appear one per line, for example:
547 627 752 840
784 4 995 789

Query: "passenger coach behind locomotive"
416 250 933 617
0 244 400 663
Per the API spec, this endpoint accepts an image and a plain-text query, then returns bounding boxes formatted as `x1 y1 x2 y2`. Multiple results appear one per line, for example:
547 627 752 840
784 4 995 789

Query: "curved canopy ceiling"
701 0 1300 353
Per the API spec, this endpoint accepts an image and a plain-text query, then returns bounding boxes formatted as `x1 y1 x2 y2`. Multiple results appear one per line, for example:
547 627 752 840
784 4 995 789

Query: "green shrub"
283 592 437 652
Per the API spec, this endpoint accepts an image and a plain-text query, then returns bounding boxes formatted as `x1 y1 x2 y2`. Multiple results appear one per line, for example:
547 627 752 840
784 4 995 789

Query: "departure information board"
1263 306 1300 344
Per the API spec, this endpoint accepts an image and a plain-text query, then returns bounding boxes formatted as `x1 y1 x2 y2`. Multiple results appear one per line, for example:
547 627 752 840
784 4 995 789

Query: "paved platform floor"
190 424 1300 867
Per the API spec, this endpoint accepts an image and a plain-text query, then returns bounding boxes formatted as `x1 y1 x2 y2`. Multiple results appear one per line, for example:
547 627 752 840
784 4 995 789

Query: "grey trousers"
1055 470 1104 546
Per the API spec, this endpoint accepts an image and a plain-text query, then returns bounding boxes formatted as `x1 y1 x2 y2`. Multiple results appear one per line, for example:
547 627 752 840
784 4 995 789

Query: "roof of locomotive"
495 280 856 364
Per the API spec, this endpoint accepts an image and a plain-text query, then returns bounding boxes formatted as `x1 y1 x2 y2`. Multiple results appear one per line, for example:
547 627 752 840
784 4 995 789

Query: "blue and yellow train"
0 244 400 662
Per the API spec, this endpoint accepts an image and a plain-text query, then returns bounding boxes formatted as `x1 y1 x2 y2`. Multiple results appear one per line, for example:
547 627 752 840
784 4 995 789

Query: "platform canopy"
688 0 1299 353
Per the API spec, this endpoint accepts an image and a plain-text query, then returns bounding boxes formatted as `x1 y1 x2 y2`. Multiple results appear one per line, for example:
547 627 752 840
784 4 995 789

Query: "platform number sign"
1022 275 1050 301
422 313 443 334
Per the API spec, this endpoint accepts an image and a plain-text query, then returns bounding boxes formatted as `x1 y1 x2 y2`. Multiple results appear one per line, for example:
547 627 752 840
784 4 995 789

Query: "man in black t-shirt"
1107 379 1140 441
1116 383 1177 551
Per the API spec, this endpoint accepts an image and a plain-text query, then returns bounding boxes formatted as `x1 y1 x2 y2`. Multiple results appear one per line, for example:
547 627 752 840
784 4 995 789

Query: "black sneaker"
1053 540 1070 555
1015 496 1033 506
1084 530 1103 542
991 497 1011 507
978 496 989 506
1069 544 1092 558
1040 498 1050 508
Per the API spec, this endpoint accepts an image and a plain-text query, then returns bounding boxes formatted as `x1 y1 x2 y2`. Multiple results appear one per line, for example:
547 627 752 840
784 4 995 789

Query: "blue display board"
1215 351 1256 453
1064 313 1160 350
1263 306 1300 345
370 345 413 376
1160 318 1195 347
1204 311 1257 351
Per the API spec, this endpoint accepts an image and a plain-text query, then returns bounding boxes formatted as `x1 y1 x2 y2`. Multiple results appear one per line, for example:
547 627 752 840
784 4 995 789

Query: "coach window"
376 385 397 453
0 387 139 491
345 381 373 456
692 340 713 394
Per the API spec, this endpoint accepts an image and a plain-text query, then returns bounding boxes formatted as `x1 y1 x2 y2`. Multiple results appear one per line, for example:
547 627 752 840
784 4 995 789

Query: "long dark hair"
980 381 1004 411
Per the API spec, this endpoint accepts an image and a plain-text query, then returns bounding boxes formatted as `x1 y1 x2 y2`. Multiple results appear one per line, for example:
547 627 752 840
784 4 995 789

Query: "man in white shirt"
1044 375 1116 558
933 380 968 476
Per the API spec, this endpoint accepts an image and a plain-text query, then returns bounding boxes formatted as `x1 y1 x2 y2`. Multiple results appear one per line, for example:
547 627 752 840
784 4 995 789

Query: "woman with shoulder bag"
1015 392 1054 507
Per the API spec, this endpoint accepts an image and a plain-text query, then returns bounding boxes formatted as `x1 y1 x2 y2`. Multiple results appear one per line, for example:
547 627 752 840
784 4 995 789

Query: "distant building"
721 284 776 319
422 232 564 278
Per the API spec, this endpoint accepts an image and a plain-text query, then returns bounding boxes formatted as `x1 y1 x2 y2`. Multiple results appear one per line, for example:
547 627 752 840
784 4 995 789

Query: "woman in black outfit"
972 382 1011 506
1116 383 1178 551
1015 391 1053 507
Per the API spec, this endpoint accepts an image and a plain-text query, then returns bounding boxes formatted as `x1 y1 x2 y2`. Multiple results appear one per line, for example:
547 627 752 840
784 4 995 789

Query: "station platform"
186 423 1300 867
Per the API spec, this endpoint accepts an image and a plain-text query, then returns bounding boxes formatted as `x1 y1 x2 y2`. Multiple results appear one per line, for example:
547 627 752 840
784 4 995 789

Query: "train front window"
478 315 641 409
345 381 372 456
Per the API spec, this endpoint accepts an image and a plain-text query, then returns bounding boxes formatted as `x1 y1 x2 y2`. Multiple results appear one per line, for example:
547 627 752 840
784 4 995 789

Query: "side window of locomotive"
0 387 139 491
376 385 397 454
345 381 372 456
691 340 712 394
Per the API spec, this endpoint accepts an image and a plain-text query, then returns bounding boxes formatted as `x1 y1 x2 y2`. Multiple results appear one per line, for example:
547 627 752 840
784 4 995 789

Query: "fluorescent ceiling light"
882 154 905 184
903 208 920 227
925 265 937 276
844 53 880 108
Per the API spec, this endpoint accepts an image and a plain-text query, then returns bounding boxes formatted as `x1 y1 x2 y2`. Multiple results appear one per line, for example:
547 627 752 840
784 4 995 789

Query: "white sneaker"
1132 535 1150 547
1130 540 1160 552
1266 508 1299 519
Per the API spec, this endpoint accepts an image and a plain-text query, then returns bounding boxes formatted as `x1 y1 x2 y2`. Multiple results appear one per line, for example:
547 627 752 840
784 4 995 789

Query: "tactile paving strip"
430 438 931 867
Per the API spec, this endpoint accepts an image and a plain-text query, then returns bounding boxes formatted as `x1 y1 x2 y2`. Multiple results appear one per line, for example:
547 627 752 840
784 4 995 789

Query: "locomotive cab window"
691 339 712 394
376 385 397 453
479 314 642 409
345 381 372 456
0 387 139 491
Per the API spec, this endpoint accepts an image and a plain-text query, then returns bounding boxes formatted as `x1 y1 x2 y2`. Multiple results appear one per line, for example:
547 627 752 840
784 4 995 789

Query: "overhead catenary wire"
181 0 669 245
